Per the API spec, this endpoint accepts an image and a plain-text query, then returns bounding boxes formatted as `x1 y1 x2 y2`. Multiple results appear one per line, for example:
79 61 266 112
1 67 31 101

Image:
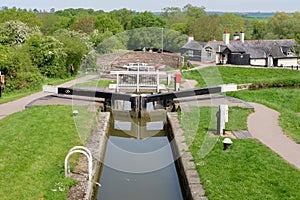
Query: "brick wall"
97 52 184 71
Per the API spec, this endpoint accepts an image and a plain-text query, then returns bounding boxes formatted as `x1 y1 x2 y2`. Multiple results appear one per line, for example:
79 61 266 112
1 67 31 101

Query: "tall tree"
94 13 123 34
0 8 40 27
130 11 165 29
110 8 134 30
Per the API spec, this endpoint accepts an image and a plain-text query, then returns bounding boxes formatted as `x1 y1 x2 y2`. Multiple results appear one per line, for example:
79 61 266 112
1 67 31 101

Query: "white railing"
110 71 166 92
64 146 93 181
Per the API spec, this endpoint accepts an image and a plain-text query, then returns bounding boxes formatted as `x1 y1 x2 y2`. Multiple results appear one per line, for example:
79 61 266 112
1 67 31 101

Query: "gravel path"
248 103 300 170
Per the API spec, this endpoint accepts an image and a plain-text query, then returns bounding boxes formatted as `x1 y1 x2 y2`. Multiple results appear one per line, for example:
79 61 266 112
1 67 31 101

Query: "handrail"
64 146 93 182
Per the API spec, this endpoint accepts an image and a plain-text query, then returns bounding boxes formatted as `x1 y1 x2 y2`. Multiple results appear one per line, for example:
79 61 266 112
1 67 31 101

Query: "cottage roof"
182 38 297 59
181 40 206 51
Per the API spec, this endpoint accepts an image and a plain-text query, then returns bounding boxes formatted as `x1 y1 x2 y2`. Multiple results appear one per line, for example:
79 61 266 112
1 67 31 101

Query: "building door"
267 56 273 67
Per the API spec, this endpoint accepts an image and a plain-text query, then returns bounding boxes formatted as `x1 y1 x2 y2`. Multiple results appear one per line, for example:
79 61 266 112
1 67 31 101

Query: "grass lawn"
183 66 300 87
73 79 116 88
0 106 82 199
228 88 300 143
179 106 300 199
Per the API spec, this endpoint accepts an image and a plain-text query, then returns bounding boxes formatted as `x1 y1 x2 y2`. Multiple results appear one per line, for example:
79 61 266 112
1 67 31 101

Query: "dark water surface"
96 114 183 200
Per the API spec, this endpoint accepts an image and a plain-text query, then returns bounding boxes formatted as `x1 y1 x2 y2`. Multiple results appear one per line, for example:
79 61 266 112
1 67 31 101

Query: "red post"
155 64 159 71
175 71 181 84
175 71 181 91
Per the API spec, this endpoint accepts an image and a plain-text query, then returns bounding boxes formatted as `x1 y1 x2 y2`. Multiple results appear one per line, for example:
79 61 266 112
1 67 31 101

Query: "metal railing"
64 146 93 181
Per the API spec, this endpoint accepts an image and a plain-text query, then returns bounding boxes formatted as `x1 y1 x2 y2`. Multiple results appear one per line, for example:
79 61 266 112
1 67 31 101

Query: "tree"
54 29 93 75
26 34 67 77
161 7 186 29
0 45 42 91
110 8 134 30
218 13 245 34
192 14 219 41
267 12 300 40
250 20 267 40
183 4 206 19
94 13 123 34
38 13 70 35
90 30 113 47
0 8 40 27
0 20 40 46
130 11 165 29
182 4 207 37
71 16 95 34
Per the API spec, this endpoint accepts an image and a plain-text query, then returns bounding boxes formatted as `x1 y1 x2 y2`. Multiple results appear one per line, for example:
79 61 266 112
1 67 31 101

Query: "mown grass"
73 79 116 88
179 107 300 199
228 88 300 143
183 66 300 87
0 106 82 199
0 76 76 104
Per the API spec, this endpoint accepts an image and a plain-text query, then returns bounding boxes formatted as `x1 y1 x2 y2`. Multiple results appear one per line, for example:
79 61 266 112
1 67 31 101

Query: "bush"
0 45 42 91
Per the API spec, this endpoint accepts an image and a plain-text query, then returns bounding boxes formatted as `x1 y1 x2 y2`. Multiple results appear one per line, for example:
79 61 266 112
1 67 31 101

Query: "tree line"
0 4 299 92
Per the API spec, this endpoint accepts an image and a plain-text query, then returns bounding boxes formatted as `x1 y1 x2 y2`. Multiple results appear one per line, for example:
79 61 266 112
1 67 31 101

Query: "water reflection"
97 111 183 200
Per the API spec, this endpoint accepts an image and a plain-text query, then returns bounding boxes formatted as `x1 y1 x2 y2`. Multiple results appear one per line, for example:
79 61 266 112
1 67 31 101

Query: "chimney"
233 31 239 40
240 29 245 43
223 29 230 45
188 34 194 42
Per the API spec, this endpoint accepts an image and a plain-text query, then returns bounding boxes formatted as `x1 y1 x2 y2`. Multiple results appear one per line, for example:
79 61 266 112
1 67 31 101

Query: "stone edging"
167 112 208 200
67 112 110 200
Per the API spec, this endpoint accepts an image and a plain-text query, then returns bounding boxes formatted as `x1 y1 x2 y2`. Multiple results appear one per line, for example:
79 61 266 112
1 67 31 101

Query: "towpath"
0 75 98 120
248 103 300 170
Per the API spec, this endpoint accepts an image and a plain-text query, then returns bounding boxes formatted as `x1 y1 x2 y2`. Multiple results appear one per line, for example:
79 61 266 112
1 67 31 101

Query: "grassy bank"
179 107 300 199
0 106 82 199
73 79 116 88
183 66 300 87
228 88 300 143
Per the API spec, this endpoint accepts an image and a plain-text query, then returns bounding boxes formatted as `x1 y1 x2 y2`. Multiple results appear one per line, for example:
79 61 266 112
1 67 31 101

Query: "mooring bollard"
222 138 233 151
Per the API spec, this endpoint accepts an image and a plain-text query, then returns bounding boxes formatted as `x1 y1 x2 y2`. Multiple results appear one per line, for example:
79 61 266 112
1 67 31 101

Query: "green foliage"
130 11 165 29
70 16 95 34
94 13 123 34
0 8 40 27
0 20 40 46
38 13 71 35
0 45 43 91
192 14 219 41
110 8 134 30
90 30 114 48
26 35 67 77
54 29 93 75
0 106 81 199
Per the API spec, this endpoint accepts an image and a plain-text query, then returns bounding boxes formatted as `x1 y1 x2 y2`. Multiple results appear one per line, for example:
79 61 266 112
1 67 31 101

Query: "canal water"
96 111 183 200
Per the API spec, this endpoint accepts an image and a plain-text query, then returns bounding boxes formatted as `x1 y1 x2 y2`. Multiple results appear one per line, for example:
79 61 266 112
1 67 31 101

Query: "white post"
116 73 119 93
217 104 229 135
137 72 140 92
156 72 160 93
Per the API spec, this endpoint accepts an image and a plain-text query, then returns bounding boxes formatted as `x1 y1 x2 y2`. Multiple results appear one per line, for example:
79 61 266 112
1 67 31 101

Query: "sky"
0 0 299 13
